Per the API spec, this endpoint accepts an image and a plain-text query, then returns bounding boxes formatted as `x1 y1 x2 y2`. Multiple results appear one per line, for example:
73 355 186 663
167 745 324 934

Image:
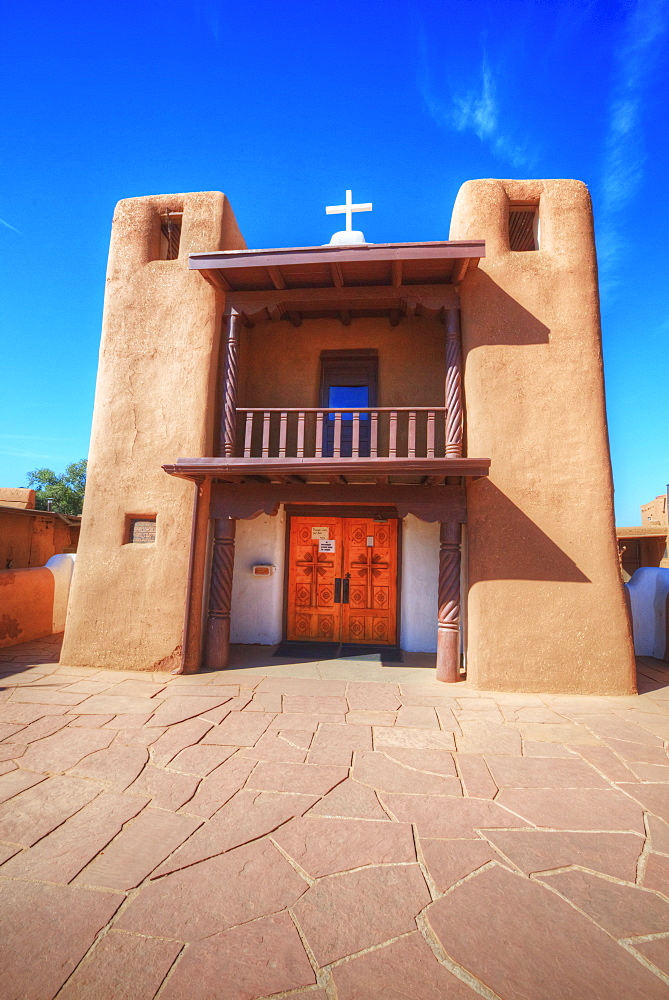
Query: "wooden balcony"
238 406 448 461
164 406 490 487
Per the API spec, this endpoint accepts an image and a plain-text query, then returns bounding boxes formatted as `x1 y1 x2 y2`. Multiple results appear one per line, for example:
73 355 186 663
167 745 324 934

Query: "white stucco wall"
46 553 76 633
626 567 669 659
230 508 286 644
400 516 438 652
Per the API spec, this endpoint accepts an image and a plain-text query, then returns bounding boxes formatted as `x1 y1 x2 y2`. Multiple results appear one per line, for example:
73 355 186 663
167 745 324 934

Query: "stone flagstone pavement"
0 635 668 999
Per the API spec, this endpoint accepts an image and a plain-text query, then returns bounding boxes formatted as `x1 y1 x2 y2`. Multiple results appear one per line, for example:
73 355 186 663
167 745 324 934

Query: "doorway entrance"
286 514 398 645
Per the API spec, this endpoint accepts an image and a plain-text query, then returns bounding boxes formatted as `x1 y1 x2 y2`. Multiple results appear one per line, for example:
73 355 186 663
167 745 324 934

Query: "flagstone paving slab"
644 852 669 897
201 711 274 746
293 863 431 965
76 808 202 890
167 743 237 775
373 726 456 750
57 930 182 1000
19 726 115 772
382 746 457 775
150 718 213 765
484 829 644 880
118 838 309 941
603 738 669 764
570 743 639 780
632 937 669 977
0 791 147 883
0 774 102 846
456 754 498 798
616 782 669 824
159 911 316 1000
148 695 233 727
352 750 462 795
0 880 122 1000
495 787 646 832
308 777 388 820
245 760 348 795
648 814 669 854
159 789 319 874
538 869 669 937
332 931 480 1000
485 754 610 788
180 758 257 819
0 766 45 802
125 764 200 811
420 837 506 891
380 793 521 838
273 815 415 876
74 694 163 715
68 743 149 788
346 681 400 711
426 865 669 1000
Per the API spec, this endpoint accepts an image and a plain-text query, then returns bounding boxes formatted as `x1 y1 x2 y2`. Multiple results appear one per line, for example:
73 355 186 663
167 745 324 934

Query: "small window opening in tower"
160 212 182 260
509 202 539 251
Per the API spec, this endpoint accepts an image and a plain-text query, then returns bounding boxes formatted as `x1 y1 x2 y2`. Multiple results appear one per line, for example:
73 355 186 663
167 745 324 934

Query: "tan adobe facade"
641 493 668 526
60 181 636 694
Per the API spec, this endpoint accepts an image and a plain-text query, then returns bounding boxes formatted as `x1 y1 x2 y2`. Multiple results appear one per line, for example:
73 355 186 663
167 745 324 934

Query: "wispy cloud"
419 40 534 169
597 0 669 284
0 217 19 234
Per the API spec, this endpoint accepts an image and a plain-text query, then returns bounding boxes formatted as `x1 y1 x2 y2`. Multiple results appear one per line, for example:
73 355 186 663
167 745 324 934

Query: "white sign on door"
311 526 329 540
318 539 336 553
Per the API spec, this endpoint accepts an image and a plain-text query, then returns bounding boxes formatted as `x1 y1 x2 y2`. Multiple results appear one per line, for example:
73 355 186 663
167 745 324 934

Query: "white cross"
325 189 372 232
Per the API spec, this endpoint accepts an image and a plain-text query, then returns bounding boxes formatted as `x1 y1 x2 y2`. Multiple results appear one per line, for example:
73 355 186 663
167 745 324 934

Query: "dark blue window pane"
328 385 369 419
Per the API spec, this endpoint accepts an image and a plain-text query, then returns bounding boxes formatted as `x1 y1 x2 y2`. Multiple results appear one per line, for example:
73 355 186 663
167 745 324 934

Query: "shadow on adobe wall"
463 270 551 347
467 480 590 583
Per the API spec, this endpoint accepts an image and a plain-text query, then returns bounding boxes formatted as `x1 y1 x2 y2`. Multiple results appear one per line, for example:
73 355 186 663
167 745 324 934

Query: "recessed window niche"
125 514 157 544
509 202 540 251
159 212 182 260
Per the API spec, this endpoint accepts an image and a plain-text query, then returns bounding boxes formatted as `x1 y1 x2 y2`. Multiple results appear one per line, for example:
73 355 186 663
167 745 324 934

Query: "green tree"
27 460 87 515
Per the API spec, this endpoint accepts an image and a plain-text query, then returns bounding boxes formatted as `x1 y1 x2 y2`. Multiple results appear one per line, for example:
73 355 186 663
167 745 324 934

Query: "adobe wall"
0 567 54 647
451 179 636 694
60 192 246 671
0 508 77 570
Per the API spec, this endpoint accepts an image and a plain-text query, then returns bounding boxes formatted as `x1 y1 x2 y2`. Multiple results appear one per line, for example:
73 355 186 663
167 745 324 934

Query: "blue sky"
0 0 667 524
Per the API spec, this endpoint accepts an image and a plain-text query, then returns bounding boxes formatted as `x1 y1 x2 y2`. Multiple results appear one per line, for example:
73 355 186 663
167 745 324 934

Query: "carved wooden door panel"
286 516 343 642
341 518 398 645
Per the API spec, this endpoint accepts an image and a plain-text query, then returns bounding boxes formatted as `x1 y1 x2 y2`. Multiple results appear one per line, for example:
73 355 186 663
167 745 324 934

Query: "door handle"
334 578 342 603
342 576 350 604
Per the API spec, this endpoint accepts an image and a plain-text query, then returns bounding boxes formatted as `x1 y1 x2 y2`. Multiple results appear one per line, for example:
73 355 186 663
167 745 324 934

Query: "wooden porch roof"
189 241 485 324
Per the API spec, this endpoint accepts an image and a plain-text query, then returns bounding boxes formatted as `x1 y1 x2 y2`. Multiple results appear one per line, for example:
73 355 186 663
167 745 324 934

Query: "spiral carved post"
205 517 236 670
436 520 461 683
221 310 241 457
445 308 463 458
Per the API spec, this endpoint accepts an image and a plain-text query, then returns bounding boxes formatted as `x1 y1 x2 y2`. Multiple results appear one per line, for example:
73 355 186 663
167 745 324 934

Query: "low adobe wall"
0 554 76 648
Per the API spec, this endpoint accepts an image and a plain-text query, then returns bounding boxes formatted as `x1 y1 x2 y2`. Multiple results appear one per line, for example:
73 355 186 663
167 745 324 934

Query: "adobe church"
60 179 636 694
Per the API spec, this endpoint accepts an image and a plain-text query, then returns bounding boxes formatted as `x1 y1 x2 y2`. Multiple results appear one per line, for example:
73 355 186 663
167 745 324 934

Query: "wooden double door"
286 515 398 645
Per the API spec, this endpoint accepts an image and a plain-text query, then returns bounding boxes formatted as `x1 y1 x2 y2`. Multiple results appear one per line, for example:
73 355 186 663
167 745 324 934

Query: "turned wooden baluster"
221 310 241 457
205 517 236 670
408 411 416 458
315 412 324 457
389 411 397 458
445 308 463 458
243 412 254 458
370 411 378 457
279 411 287 458
352 412 360 458
333 412 342 458
262 412 270 458
436 520 461 683
297 411 305 457
427 411 435 458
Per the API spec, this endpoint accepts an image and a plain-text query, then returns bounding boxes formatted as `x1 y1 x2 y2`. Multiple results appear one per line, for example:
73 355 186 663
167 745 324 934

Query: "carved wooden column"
436 519 461 683
204 516 236 670
445 308 463 457
220 309 241 457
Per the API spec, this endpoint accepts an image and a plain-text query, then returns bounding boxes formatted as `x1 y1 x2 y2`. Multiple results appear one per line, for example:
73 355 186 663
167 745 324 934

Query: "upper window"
160 212 182 260
509 202 539 251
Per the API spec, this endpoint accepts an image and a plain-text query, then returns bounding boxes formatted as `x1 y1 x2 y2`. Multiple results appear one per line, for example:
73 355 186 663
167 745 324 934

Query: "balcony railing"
236 407 448 460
